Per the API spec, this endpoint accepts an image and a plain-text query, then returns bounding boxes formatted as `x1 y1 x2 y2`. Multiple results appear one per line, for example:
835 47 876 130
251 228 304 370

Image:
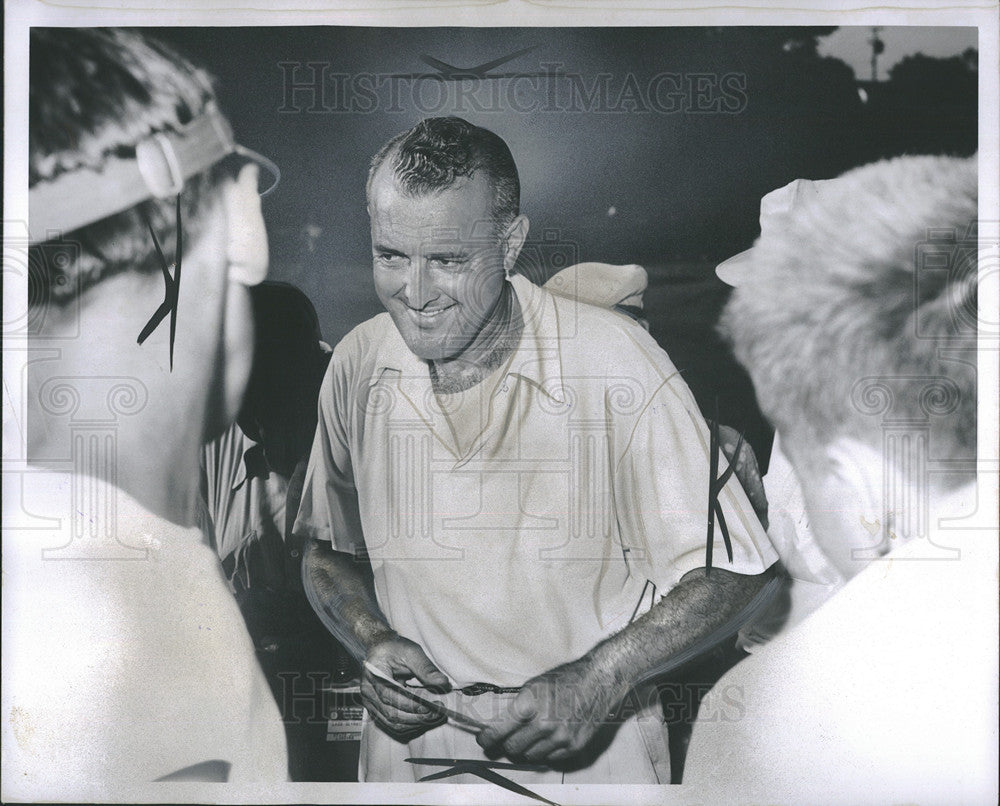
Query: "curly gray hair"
719 154 977 464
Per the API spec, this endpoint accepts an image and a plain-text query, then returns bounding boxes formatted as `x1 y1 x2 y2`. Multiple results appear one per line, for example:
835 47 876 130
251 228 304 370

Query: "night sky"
155 26 977 463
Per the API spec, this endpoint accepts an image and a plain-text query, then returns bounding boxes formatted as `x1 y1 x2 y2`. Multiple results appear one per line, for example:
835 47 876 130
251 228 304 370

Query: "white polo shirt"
2 472 288 799
684 481 997 803
295 274 777 689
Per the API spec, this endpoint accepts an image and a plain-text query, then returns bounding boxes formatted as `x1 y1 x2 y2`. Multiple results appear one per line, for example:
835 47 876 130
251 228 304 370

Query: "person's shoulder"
328 313 393 379
547 290 678 378
547 286 645 339
334 313 393 356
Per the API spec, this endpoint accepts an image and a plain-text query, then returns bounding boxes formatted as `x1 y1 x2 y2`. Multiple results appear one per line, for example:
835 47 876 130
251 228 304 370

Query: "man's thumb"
409 651 449 689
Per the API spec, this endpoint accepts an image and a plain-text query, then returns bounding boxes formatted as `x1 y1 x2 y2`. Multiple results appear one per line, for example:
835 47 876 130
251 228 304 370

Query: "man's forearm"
301 538 395 661
584 567 773 702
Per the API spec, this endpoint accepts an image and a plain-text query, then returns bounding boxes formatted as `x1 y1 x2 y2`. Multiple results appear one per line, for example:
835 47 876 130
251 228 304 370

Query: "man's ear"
501 214 529 276
223 163 269 287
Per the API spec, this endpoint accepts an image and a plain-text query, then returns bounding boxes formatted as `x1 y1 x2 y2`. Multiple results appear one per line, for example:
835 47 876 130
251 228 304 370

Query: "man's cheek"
473 271 506 312
223 284 255 419
201 283 254 444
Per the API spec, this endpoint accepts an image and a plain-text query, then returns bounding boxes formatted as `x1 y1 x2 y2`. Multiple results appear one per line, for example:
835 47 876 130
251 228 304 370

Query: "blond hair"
719 154 977 462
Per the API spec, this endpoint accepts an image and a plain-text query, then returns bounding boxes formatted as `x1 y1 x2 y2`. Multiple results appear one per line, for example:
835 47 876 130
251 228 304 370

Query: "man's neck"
428 284 523 395
27 383 208 528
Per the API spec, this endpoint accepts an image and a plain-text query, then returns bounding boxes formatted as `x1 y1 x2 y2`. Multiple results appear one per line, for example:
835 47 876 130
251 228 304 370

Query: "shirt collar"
371 307 430 384
368 274 565 402
230 431 267 491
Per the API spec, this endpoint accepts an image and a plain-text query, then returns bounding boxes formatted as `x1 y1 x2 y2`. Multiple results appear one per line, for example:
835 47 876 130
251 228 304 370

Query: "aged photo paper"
3 0 998 804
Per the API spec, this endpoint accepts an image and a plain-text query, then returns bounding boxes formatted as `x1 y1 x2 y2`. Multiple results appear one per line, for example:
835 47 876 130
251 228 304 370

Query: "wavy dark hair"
367 116 520 233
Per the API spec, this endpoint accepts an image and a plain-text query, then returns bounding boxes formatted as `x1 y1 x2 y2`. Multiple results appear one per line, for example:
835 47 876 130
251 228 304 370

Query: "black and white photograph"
3 2 998 804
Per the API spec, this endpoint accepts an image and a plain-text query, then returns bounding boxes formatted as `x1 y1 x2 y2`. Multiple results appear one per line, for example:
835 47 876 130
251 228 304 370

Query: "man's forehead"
369 170 497 241
372 217 499 248
370 164 490 207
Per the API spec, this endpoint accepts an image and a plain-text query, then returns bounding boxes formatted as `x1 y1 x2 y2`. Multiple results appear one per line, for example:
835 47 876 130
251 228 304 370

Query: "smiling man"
294 116 777 786
368 132 524 391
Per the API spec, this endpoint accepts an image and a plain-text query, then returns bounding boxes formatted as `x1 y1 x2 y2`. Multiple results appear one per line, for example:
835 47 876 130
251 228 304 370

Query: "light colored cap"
28 101 280 246
543 262 648 309
716 177 832 287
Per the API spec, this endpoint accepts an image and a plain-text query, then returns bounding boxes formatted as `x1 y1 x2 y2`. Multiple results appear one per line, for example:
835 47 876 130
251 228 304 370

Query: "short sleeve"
199 423 245 560
291 344 364 554
614 370 778 593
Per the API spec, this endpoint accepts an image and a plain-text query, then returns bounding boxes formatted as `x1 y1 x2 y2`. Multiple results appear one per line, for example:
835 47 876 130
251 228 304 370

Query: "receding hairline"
367 155 487 201
367 144 498 199
365 119 520 230
366 155 513 239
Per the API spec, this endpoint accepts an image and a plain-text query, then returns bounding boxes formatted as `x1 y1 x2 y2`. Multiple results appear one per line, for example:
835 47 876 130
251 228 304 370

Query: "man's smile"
405 303 456 323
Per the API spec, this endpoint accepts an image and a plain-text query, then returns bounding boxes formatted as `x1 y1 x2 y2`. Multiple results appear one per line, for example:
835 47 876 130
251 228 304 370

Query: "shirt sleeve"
291 344 364 554
199 424 245 560
613 364 779 593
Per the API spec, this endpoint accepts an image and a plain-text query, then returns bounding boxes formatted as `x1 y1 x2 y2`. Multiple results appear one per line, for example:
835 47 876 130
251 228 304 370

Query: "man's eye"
375 253 406 267
430 257 464 269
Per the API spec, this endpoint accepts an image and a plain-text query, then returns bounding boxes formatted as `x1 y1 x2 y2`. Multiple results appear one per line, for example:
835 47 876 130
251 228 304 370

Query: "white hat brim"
715 248 755 287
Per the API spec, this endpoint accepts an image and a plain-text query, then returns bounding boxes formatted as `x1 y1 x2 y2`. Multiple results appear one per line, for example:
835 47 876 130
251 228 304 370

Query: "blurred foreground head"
29 29 269 300
27 28 273 516
718 155 977 576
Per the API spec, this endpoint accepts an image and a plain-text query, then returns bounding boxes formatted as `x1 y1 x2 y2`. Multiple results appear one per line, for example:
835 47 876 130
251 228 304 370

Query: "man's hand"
477 657 617 766
361 634 451 739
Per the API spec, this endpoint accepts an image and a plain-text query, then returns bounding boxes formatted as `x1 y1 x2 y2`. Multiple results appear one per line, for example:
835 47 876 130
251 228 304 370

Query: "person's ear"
223 163 269 287
501 214 529 277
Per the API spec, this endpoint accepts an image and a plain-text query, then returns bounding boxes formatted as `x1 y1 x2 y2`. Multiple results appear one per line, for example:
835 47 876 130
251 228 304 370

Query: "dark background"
158 26 978 466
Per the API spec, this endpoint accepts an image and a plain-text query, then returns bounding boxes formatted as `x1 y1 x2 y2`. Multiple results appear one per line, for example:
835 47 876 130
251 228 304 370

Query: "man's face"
369 167 510 363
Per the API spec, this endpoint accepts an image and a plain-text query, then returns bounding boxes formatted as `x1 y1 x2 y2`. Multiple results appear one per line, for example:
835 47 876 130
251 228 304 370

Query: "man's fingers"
478 696 542 750
405 650 450 691
520 732 571 763
373 682 431 714
502 722 556 758
364 672 434 716
361 635 452 736
362 687 441 729
478 687 541 749
545 746 575 764
369 636 450 691
477 716 521 751
362 674 432 726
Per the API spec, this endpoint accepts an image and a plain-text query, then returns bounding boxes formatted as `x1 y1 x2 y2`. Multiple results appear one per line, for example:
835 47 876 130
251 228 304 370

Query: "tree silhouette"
864 50 978 158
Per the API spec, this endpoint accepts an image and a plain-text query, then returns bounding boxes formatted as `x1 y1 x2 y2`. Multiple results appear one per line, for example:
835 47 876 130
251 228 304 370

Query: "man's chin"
406 340 473 364
397 327 475 364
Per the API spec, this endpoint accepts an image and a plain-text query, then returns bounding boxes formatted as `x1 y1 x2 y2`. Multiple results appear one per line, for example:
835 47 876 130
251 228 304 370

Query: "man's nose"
404 261 437 309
